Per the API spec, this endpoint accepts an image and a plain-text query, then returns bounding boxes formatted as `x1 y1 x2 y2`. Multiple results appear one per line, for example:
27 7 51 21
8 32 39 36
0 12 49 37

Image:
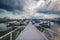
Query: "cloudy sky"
0 0 60 19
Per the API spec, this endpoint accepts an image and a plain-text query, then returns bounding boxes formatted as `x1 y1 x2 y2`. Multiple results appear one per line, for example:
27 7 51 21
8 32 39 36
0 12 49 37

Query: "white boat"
8 21 20 26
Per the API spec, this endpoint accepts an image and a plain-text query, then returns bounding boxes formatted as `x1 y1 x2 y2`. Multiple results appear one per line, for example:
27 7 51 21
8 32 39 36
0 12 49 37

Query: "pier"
0 21 60 40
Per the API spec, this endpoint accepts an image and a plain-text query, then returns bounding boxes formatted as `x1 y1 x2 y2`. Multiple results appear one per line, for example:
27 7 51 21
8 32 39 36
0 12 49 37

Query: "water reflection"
0 23 7 31
51 22 60 34
0 23 13 37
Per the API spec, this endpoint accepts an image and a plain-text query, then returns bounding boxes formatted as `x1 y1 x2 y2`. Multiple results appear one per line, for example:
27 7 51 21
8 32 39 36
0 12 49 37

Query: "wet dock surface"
16 22 48 40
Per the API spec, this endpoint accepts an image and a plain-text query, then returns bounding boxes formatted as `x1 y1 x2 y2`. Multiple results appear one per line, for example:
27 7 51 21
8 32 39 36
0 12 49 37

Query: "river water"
50 22 60 34
0 23 13 36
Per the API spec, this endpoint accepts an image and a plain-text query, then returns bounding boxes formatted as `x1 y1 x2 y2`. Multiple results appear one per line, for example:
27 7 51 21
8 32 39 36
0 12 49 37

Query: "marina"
0 19 60 40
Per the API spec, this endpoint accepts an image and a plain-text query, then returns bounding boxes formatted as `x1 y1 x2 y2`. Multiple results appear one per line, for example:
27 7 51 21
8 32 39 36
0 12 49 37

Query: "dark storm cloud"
0 3 14 11
0 0 23 11
37 10 60 15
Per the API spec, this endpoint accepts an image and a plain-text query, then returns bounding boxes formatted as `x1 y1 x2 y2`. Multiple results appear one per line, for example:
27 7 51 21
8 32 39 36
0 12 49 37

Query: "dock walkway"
16 22 48 40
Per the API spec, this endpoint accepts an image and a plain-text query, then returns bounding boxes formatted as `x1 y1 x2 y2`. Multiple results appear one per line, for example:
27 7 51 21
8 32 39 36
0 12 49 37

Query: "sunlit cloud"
36 0 60 12
0 0 60 19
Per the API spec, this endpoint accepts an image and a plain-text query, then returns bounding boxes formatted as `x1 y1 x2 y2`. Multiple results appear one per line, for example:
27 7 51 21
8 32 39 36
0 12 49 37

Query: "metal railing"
0 26 25 40
38 26 60 40
0 25 60 40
